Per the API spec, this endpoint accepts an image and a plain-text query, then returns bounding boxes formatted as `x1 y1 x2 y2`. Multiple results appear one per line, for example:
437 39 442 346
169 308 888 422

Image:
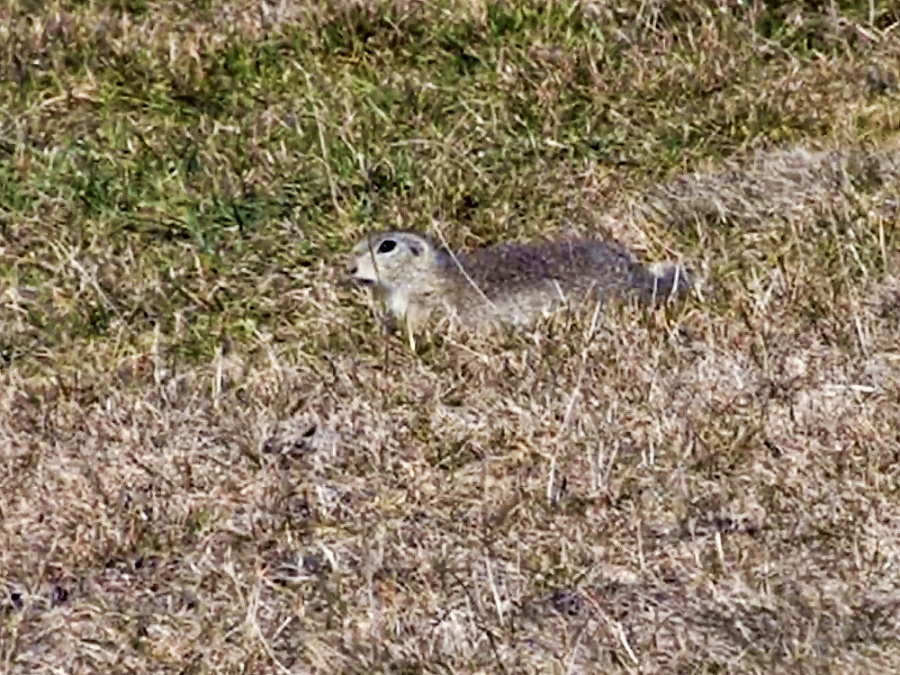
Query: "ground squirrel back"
347 230 691 338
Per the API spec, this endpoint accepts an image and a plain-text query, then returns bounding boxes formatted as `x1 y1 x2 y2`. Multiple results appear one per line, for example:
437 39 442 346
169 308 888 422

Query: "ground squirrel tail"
640 263 692 304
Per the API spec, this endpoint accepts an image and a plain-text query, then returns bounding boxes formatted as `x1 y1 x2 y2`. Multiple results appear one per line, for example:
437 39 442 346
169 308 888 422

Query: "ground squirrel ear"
407 240 423 256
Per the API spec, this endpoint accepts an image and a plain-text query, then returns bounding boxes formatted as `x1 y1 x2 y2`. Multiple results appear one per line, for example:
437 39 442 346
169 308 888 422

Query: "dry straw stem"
2 0 900 673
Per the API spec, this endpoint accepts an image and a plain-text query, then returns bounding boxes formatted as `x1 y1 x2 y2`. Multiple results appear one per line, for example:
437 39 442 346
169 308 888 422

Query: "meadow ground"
1 1 900 672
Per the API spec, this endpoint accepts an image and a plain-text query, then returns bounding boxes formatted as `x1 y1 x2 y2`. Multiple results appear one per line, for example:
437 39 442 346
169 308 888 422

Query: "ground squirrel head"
347 230 446 326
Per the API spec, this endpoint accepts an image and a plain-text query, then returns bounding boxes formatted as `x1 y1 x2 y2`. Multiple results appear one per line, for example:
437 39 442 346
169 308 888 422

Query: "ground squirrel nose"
346 260 376 286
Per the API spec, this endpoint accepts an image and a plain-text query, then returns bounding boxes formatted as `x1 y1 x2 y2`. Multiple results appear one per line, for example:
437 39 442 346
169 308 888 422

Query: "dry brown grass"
2 0 900 673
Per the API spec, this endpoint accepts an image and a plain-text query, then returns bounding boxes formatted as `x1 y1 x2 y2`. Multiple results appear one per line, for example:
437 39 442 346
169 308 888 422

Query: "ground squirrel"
347 230 691 344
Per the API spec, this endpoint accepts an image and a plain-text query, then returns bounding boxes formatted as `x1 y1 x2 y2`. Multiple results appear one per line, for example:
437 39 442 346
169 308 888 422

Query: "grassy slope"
1 0 900 672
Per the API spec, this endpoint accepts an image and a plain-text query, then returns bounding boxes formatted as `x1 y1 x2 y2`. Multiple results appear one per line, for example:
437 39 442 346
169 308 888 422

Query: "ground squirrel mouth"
347 268 376 287
345 263 374 286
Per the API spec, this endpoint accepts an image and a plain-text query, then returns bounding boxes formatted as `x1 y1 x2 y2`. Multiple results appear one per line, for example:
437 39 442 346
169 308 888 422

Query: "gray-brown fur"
347 230 691 337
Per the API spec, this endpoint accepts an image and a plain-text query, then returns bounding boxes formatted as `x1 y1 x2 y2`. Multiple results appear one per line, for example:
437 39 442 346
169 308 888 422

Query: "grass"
1 0 900 672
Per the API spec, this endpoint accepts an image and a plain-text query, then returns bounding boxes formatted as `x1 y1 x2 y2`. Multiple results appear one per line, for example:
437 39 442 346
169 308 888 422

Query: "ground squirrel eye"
377 240 397 254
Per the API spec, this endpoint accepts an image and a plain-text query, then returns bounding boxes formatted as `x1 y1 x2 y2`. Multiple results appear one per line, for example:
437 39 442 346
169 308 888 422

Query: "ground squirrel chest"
346 230 690 336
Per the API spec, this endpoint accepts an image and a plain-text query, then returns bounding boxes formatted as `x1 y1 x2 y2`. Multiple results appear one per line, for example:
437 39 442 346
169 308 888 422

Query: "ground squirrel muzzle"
347 230 691 340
